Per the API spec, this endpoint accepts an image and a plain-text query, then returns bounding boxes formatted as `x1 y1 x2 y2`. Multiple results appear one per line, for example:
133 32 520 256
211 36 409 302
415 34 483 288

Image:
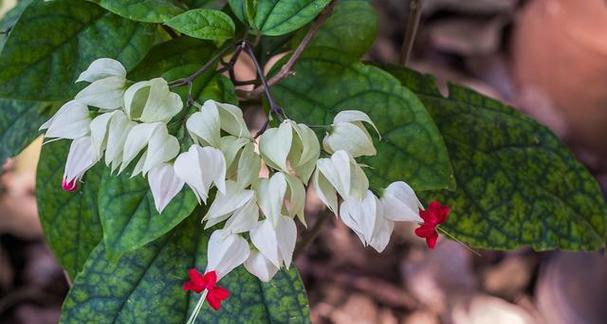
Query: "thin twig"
169 44 235 87
294 212 331 258
243 43 286 119
399 0 424 66
239 0 338 101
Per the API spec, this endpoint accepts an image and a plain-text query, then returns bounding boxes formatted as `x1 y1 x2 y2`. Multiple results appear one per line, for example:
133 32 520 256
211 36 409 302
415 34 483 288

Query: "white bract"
220 136 260 189
148 163 184 213
124 78 183 123
205 229 250 280
204 181 255 228
259 120 320 183
323 110 380 157
40 100 91 140
75 58 127 110
62 136 100 191
174 145 226 203
244 250 279 282
249 217 297 269
381 181 423 223
120 122 179 176
187 100 251 147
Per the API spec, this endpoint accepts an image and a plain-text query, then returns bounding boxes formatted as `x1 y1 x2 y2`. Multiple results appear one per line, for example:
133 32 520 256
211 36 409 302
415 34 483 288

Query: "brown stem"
169 44 236 87
243 43 286 119
399 0 424 66
238 0 337 101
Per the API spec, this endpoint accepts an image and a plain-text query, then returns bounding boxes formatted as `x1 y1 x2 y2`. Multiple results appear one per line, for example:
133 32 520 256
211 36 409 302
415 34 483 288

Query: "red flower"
183 269 230 311
414 201 450 248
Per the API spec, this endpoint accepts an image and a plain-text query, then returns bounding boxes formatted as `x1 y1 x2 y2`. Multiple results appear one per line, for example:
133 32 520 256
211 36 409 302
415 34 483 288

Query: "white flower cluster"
41 58 424 283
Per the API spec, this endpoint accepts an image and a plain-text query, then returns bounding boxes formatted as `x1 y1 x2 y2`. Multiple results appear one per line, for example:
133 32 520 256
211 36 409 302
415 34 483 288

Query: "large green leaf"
0 99 48 163
0 0 156 101
36 141 104 279
0 0 33 51
98 170 198 260
61 216 311 323
90 0 186 23
383 65 607 250
272 49 453 191
291 0 377 58
230 0 331 36
165 9 235 43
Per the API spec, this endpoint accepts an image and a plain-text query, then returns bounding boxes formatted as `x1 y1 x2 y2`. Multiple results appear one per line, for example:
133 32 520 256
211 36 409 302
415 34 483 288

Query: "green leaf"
292 0 377 58
0 0 156 101
36 141 104 279
61 216 311 323
231 0 331 36
0 99 47 163
383 65 607 250
0 0 33 51
273 49 453 191
90 0 186 23
98 170 198 260
166 9 235 43
183 0 224 9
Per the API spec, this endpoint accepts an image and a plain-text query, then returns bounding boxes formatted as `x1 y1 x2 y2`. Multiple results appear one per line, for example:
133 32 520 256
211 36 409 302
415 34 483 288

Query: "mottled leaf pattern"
273 49 453 191
36 141 104 279
91 0 186 23
383 65 607 250
166 9 235 43
0 99 47 163
61 216 311 323
0 0 156 101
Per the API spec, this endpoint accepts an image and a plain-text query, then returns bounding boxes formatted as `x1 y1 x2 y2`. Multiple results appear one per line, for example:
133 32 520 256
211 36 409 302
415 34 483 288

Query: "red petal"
206 293 222 311
202 271 218 290
414 224 436 238
426 232 439 249
188 269 205 286
183 281 203 293
211 286 230 301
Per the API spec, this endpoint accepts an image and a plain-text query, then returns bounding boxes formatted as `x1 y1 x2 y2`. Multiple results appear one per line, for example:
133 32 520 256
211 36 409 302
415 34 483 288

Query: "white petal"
174 145 226 203
259 122 292 171
148 163 185 213
292 122 320 172
63 136 100 183
339 191 379 244
236 142 261 189
284 173 306 225
124 80 150 120
333 110 381 139
139 78 183 123
77 58 127 83
105 111 135 172
204 181 254 227
142 128 179 175
323 122 376 157
369 206 394 253
276 216 297 268
317 152 350 198
43 101 91 139
89 112 113 155
255 173 287 226
312 168 338 215
187 102 221 147
219 136 249 169
121 122 162 172
215 101 251 138
382 181 423 222
224 198 260 234
205 230 250 280
75 76 126 110
250 219 280 268
244 250 279 282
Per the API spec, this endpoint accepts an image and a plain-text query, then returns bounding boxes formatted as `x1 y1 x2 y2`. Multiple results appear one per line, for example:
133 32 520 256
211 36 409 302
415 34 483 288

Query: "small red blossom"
183 269 230 311
415 201 450 249
62 178 78 192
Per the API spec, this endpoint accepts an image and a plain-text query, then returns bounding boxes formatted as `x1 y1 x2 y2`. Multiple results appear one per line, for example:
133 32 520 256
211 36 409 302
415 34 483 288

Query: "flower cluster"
40 58 450 313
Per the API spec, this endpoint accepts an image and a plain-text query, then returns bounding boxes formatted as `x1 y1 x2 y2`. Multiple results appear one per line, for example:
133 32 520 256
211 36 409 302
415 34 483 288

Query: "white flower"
223 198 259 234
120 122 179 176
259 120 320 183
312 150 369 214
244 250 279 282
148 163 184 213
381 181 423 223
74 58 127 110
173 145 226 203
254 173 287 226
204 180 255 228
61 136 100 191
187 100 251 147
249 217 297 269
40 100 91 140
205 229 250 280
369 207 394 253
124 77 183 123
323 110 380 157
220 136 260 189
103 111 135 172
340 190 380 245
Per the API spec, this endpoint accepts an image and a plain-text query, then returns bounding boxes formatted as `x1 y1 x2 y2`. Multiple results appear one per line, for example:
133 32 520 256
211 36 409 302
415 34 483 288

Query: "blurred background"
2 0 607 323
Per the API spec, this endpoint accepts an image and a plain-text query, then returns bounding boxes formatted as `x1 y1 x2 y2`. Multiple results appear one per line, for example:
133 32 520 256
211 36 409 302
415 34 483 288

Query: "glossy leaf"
166 9 235 43
292 0 377 58
61 216 311 323
36 141 104 279
0 0 33 51
0 99 48 163
90 0 186 23
230 0 331 36
0 0 156 101
384 65 607 250
273 49 453 191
